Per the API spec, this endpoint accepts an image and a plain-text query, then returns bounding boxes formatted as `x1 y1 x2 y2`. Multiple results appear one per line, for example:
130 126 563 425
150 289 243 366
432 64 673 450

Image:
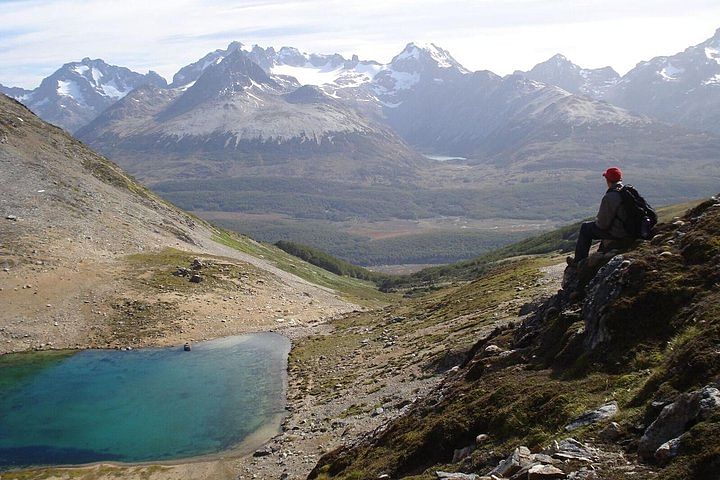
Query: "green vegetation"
309 197 720 480
1 465 170 480
205 215 532 266
275 240 389 283
379 222 579 291
378 199 704 291
211 230 391 306
153 175 716 227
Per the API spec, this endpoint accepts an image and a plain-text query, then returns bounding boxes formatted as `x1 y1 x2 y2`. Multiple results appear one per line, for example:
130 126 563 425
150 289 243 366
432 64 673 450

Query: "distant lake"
423 154 467 162
0 333 290 469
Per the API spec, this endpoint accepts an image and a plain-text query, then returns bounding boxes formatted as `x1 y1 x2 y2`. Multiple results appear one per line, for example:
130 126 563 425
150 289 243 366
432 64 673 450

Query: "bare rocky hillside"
0 93 357 355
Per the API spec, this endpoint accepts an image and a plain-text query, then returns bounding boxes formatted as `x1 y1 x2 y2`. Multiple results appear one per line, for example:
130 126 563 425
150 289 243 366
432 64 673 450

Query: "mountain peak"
226 41 244 52
549 53 571 63
392 42 467 72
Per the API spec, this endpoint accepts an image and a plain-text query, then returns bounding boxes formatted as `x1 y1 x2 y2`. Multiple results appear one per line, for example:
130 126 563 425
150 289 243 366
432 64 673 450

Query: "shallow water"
0 333 290 469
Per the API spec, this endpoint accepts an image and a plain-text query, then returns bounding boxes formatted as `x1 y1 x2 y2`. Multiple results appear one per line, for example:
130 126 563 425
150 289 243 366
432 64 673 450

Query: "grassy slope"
309 196 720 480
381 200 703 292
211 230 390 307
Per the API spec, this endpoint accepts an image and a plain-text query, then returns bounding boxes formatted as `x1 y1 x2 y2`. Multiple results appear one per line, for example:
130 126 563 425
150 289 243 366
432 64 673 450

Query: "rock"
530 453 556 465
372 407 385 416
654 436 682 464
545 438 595 462
436 472 478 480
173 267 191 277
475 434 490 444
659 251 673 258
189 274 202 283
452 444 475 462
184 342 191 351
582 256 626 350
489 446 532 477
484 345 504 355
5 215 17 221
528 464 565 479
566 470 599 480
191 258 204 270
253 448 272 457
565 401 618 431
638 385 720 460
598 421 624 442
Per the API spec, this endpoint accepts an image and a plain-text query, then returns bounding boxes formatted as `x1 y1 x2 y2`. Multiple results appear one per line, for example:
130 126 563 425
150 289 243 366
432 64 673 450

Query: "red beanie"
602 167 622 183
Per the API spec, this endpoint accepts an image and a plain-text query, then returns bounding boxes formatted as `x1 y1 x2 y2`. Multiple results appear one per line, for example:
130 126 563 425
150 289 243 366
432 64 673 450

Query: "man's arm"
595 193 615 231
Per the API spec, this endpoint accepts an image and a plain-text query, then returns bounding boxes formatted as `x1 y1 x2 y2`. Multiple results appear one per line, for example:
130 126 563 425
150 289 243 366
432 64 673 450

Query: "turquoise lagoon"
0 333 290 469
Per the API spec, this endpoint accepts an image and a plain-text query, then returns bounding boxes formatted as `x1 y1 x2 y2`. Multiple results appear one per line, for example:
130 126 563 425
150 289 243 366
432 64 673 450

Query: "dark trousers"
575 221 615 260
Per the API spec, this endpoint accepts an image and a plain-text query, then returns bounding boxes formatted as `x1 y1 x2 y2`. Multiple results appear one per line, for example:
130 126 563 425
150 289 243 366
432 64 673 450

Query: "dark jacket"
595 182 629 238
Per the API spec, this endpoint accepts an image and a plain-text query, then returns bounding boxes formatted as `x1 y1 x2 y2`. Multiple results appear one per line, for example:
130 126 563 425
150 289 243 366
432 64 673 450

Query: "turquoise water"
0 333 290 469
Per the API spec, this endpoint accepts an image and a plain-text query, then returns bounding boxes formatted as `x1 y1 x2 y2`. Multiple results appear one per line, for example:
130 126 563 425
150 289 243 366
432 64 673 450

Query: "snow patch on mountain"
706 47 720 65
703 73 720 85
659 63 684 81
56 80 86 104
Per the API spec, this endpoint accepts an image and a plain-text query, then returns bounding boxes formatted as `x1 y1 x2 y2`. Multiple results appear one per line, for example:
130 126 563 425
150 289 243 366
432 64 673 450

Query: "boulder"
565 402 618 431
436 472 478 480
566 470 600 480
654 436 682 464
452 444 475 462
544 438 596 462
189 274 202 283
581 256 627 350
484 345 504 355
488 446 532 477
598 422 624 442
253 447 272 457
528 464 566 479
638 385 720 460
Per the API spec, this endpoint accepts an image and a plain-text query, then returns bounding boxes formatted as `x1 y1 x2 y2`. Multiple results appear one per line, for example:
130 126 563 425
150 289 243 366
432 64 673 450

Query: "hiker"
568 167 655 265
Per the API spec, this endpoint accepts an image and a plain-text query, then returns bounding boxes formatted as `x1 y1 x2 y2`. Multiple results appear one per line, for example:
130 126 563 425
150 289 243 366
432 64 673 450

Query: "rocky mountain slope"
603 28 720 134
515 54 620 98
2 58 167 133
307 195 720 479
518 28 720 135
76 48 425 184
0 92 361 355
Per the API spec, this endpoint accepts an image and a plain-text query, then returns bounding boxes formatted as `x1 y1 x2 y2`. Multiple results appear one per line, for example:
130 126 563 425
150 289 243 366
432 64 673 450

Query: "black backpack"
617 185 658 240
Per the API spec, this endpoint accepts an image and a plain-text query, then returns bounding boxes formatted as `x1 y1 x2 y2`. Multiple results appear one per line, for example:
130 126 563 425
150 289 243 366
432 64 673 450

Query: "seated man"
569 167 630 265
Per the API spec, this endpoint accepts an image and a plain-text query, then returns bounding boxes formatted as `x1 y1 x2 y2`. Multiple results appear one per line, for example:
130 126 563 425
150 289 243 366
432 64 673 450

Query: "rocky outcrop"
564 402 618 431
580 256 628 350
638 384 720 460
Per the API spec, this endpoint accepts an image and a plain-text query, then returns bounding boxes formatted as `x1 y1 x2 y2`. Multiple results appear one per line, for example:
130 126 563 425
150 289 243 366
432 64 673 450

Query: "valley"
2 16 720 480
7 32 720 267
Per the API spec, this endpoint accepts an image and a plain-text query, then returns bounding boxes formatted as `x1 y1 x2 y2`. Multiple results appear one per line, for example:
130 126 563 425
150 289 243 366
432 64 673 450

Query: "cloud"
1 0 719 88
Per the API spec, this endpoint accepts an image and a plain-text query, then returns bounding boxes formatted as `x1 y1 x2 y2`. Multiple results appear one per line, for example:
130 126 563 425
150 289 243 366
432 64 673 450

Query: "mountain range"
3 29 720 265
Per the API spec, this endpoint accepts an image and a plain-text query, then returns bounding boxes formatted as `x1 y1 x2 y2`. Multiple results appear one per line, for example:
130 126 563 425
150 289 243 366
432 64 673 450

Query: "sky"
1 0 720 89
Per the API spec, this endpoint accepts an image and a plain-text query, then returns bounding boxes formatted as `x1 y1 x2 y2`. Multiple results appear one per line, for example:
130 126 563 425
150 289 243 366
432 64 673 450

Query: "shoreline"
0 315 342 477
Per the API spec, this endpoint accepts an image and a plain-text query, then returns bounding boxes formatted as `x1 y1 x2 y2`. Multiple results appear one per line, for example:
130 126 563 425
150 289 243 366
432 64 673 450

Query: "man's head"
603 167 622 187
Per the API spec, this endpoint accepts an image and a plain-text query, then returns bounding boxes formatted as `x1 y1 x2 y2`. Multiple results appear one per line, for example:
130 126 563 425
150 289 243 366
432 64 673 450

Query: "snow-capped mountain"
515 54 620 98
603 28 720 133
77 48 424 184
230 41 470 105
169 41 244 88
6 58 167 132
